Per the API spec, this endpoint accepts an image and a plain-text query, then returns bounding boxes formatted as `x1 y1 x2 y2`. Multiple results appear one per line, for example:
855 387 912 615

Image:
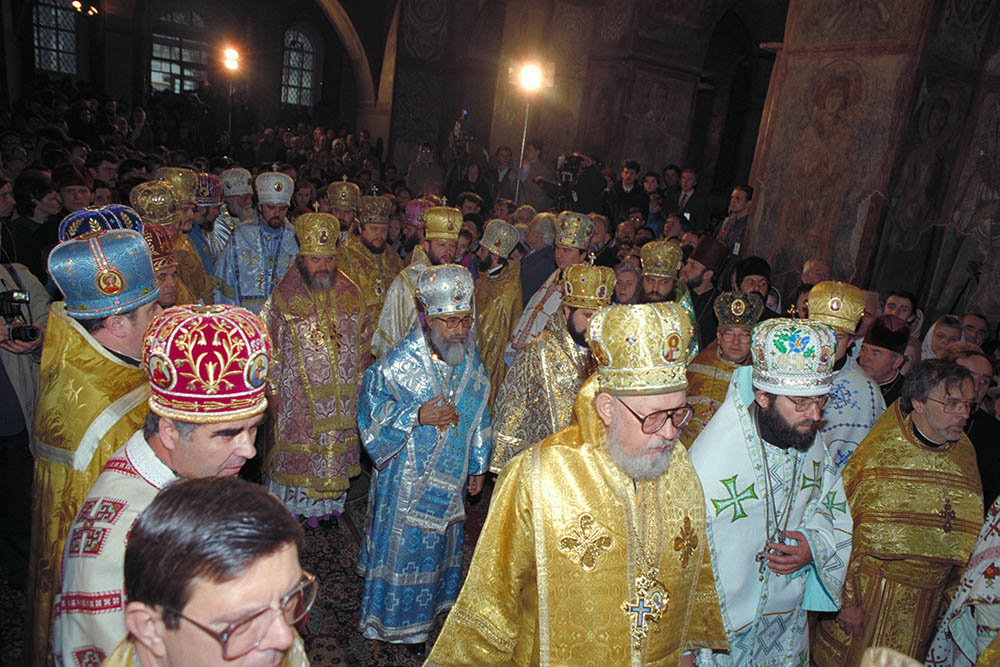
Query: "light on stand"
509 62 552 203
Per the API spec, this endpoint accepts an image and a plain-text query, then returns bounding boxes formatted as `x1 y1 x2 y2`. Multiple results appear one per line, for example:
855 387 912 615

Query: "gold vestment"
474 260 523 406
812 402 983 666
489 309 593 474
678 342 741 447
427 376 728 666
26 304 150 667
174 233 214 304
339 235 403 328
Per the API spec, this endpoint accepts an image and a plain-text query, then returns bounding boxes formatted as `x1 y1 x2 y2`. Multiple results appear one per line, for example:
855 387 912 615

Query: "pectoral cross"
753 530 786 581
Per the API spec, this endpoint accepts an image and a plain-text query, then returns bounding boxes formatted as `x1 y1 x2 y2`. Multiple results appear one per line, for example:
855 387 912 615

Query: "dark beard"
361 236 386 254
757 403 817 452
566 312 588 348
477 254 492 272
403 234 419 252
641 287 676 303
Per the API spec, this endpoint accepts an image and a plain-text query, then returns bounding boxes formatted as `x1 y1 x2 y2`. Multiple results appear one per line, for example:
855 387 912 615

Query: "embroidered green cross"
822 491 847 515
711 475 758 522
801 461 822 490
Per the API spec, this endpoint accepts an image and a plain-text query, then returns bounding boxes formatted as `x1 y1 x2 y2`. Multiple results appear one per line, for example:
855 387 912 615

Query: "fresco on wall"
789 0 918 45
621 71 694 174
752 55 905 286
923 80 1000 320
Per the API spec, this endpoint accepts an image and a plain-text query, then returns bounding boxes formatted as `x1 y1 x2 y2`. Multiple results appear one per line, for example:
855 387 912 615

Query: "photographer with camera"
0 254 49 592
535 151 606 214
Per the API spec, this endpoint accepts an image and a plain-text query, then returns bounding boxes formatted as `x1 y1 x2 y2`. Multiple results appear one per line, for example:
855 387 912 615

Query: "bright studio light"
519 64 543 91
224 48 239 71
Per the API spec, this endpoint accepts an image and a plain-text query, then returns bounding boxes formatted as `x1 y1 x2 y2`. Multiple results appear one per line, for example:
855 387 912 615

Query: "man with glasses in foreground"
51 304 273 665
689 318 853 666
107 476 313 666
428 302 728 665
813 359 983 665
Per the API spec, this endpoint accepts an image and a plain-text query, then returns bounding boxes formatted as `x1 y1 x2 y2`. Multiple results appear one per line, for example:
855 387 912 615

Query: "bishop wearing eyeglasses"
687 318 853 666
428 302 728 666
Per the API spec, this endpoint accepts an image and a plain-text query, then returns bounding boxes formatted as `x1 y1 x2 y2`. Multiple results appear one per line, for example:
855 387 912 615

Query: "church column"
745 1 941 292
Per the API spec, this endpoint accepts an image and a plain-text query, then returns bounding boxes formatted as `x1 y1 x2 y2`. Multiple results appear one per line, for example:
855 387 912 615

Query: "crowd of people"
1 79 999 667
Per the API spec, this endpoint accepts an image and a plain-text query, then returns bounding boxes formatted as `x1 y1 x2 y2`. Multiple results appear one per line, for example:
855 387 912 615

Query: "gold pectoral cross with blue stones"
621 568 669 649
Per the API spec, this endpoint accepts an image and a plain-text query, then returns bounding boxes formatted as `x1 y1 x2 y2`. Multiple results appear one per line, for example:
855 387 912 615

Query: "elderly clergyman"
429 302 728 664
356 264 491 648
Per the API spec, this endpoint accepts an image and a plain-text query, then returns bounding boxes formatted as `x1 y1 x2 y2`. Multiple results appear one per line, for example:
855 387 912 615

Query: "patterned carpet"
0 473 495 666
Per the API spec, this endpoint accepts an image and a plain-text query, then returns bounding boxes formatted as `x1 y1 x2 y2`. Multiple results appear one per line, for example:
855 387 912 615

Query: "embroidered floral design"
559 513 613 571
672 516 698 568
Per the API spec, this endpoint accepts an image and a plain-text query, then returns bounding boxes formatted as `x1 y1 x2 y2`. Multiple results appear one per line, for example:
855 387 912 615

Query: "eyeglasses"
439 315 473 330
925 396 976 415
167 570 317 659
616 396 693 434
784 395 830 412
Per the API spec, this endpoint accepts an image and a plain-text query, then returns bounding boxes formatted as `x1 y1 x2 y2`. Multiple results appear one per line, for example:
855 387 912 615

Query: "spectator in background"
519 212 557 302
923 314 963 360
961 312 989 347
52 163 93 214
9 170 60 281
405 142 444 196
675 167 710 233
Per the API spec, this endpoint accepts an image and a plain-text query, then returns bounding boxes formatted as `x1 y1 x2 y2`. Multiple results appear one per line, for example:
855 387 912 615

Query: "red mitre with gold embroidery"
142 304 272 423
142 223 178 271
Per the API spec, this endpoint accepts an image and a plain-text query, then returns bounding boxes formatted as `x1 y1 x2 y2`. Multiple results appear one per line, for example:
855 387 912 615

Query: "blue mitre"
48 229 160 319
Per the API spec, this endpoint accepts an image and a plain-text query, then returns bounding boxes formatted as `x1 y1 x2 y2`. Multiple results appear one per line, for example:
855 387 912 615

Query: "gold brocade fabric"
99 634 312 666
26 304 150 667
812 402 983 666
678 342 741 447
427 376 728 666
339 235 403 325
474 260 523 407
978 633 1000 666
489 309 592 474
175 233 214 305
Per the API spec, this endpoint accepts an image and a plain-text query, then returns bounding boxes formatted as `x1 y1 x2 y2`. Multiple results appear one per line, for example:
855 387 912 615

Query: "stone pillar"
745 1 942 293
871 3 1000 322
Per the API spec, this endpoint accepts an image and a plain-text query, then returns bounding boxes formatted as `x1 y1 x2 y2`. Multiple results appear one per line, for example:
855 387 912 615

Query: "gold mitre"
295 213 340 256
424 206 462 241
562 264 615 309
641 240 683 279
329 178 361 210
154 167 198 205
481 219 519 259
358 195 391 225
808 280 864 333
587 302 693 396
555 211 593 249
130 181 181 227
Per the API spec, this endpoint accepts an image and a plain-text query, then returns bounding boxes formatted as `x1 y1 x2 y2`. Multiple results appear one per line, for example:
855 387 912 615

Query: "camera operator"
0 257 49 590
536 151 606 214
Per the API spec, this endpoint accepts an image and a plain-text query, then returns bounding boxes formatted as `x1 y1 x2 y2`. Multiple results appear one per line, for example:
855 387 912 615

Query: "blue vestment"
212 221 298 314
356 324 491 643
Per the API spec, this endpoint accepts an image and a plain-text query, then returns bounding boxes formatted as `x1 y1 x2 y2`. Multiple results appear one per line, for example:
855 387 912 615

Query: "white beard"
605 417 674 481
427 325 468 366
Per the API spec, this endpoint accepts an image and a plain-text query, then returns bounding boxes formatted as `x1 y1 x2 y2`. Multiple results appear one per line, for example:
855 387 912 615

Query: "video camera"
0 291 39 342
557 152 584 183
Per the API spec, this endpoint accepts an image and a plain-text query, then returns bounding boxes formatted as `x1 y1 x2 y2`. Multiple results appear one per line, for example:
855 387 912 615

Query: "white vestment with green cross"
689 365 853 666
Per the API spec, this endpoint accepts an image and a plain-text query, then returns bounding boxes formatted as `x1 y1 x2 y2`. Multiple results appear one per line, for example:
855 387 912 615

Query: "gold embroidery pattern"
559 513 613 571
672 515 698 568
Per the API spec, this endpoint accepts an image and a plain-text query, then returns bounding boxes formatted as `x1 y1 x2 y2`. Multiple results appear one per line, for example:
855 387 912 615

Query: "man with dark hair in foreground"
111 477 312 666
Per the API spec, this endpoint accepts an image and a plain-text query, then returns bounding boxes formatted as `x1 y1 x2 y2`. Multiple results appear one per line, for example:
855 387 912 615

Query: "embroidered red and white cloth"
51 431 177 666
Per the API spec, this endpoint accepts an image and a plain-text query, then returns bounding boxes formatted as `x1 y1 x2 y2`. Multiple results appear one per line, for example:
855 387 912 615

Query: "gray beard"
605 417 674 481
427 324 467 366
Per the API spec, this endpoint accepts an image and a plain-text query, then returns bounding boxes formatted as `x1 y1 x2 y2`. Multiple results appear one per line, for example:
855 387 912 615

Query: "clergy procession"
0 108 998 667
